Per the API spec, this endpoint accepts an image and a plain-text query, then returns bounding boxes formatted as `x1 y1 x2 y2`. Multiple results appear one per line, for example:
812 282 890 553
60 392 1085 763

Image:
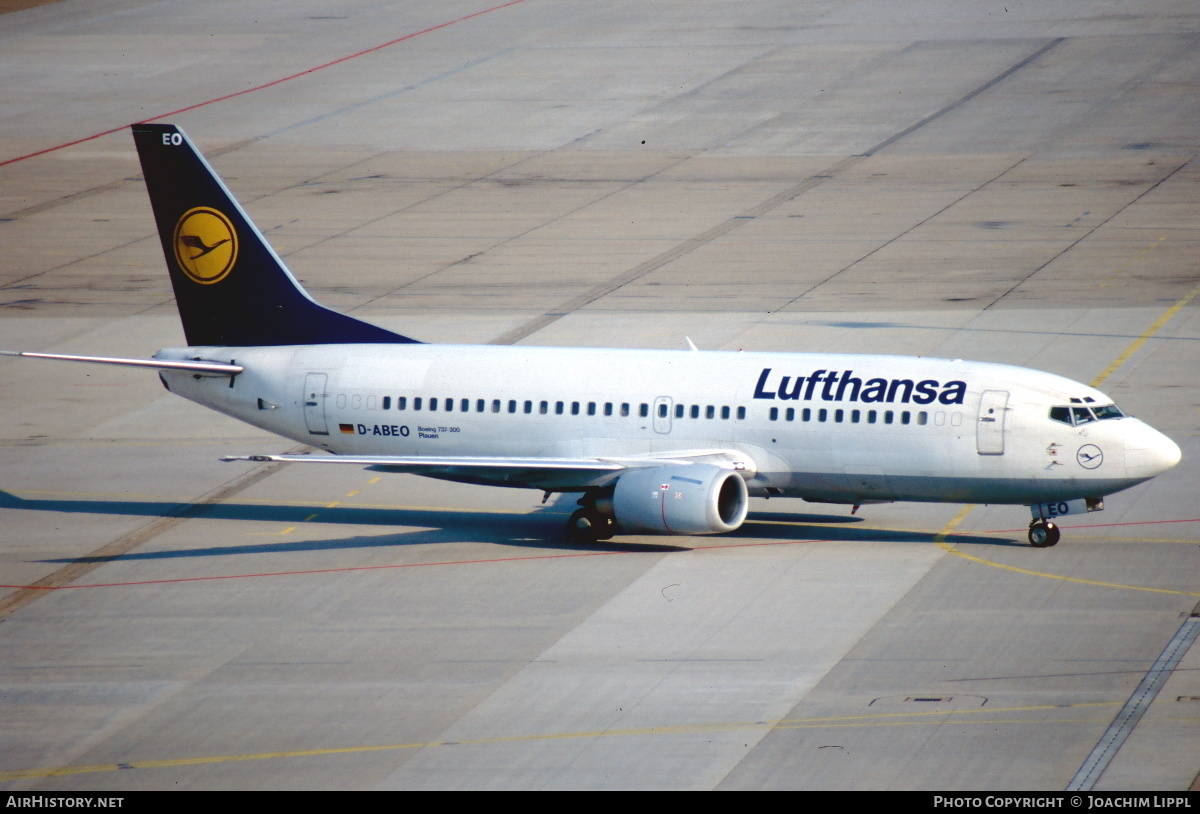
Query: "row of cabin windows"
331 394 960 427
334 394 747 420
768 406 962 427
665 404 747 420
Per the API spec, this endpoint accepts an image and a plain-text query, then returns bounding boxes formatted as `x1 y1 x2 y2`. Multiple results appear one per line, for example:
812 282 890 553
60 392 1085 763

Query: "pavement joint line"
982 159 1194 313
1067 616 1200 790
0 447 307 619
491 37 1067 342
0 700 1122 782
0 0 532 169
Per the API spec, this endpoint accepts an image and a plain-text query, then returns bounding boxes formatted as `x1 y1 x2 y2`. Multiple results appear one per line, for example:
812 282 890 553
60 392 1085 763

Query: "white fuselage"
156 343 1180 506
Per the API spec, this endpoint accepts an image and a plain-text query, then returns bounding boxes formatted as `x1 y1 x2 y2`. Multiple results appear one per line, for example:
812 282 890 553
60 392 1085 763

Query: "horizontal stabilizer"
0 350 242 376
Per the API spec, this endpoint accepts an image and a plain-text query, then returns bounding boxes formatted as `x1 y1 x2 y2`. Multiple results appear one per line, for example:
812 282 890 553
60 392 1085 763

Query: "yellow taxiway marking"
937 539 1200 597
1098 235 1166 287
0 701 1127 782
1091 277 1200 389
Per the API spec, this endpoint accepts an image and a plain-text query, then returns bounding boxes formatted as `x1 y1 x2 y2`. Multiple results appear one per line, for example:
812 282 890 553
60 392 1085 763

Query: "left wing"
222 450 753 491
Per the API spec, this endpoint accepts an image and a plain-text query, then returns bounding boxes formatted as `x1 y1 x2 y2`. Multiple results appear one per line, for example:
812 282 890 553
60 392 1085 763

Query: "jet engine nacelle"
613 464 749 534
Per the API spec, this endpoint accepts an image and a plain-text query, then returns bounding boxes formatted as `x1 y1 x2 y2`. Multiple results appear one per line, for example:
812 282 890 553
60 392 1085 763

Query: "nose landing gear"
1028 520 1060 548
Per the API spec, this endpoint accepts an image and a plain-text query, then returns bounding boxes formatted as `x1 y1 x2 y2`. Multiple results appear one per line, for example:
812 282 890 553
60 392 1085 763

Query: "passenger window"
430 398 438 412
539 400 548 415
524 400 533 414
818 408 827 422
802 408 811 422
414 397 423 410
657 403 667 418
621 403 630 417
336 394 347 409
770 407 779 421
639 403 649 418
492 399 501 413
901 411 910 425
884 411 894 424
461 398 469 412
397 396 407 410
445 398 453 412
706 405 715 419
382 396 391 410
675 404 684 419
867 410 876 424
367 395 377 410
917 411 927 425
721 406 730 420
352 394 363 409
785 407 794 421
736 406 745 420
476 399 485 412
587 402 596 416
572 402 580 416
690 405 699 419
851 409 860 423
834 409 843 423
508 400 517 414
556 401 564 415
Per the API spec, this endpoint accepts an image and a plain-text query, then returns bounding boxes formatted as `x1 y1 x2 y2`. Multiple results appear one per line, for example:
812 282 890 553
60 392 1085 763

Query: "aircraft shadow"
0 489 1020 564
734 517 1016 546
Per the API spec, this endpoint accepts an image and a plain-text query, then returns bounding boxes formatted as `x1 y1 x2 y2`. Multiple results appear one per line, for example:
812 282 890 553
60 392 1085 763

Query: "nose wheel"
1028 520 1060 548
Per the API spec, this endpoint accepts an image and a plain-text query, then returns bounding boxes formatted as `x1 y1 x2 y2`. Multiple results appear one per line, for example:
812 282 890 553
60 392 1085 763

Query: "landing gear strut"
567 508 615 543
1028 520 1060 548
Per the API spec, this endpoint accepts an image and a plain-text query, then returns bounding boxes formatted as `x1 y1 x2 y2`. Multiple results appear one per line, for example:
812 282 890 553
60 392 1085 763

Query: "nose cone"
1124 420 1182 479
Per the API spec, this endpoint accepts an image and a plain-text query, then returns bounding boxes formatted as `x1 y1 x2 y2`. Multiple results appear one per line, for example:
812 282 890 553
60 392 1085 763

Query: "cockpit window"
1049 403 1124 426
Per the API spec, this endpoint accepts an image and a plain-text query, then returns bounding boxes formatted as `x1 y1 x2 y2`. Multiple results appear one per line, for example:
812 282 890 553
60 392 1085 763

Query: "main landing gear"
1028 519 1060 548
567 508 615 543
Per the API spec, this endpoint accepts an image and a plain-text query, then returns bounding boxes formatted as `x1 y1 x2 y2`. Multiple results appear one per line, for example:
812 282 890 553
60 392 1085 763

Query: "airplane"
1 124 1182 548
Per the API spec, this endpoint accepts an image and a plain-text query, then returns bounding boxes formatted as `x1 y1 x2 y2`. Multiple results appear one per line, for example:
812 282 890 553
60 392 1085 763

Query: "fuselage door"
652 396 672 434
304 372 329 436
976 390 1009 455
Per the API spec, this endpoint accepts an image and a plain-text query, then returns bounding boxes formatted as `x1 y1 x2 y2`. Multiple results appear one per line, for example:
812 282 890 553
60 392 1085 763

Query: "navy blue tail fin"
132 124 419 347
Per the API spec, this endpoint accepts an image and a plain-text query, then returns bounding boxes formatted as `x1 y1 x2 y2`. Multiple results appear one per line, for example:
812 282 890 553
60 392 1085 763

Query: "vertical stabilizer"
132 124 419 347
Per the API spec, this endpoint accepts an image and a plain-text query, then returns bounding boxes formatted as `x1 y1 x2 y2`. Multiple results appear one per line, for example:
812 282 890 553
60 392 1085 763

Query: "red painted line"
0 0 528 168
4 516 1192 592
0 537 840 590
0 549 619 590
981 517 1200 534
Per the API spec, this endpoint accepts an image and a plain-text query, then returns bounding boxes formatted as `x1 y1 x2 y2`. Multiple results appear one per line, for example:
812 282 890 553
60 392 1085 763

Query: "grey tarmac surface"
0 0 1197 791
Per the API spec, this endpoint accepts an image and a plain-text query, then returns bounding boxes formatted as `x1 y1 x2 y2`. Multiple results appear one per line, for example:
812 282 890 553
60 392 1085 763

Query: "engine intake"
613 464 748 534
